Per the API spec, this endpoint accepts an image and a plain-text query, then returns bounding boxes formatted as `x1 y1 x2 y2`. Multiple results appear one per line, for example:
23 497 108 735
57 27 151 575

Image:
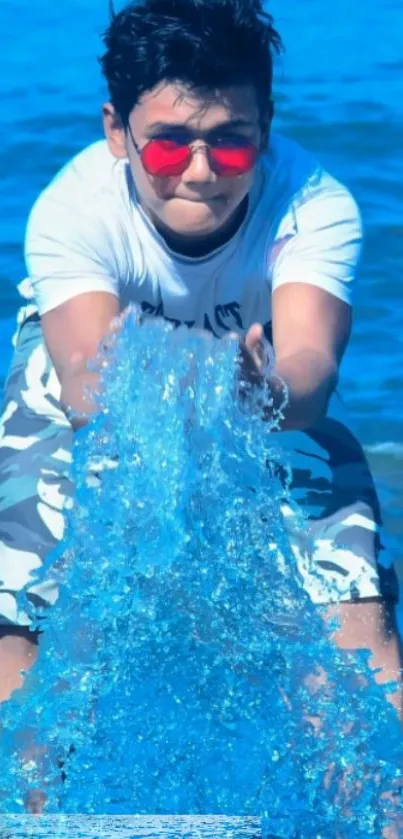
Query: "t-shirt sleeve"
24 193 120 316
271 186 363 306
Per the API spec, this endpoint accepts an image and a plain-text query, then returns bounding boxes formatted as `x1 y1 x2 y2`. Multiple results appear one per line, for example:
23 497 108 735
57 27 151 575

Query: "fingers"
109 303 143 333
244 324 267 371
245 323 264 352
238 324 264 382
101 304 143 353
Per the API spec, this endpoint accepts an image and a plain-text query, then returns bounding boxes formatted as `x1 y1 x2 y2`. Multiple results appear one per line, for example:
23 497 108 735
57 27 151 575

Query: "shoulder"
26 140 129 234
24 142 135 315
258 136 363 305
260 133 362 238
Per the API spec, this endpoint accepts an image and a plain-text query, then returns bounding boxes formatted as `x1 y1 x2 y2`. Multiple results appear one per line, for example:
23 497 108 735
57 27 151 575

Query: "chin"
165 202 228 237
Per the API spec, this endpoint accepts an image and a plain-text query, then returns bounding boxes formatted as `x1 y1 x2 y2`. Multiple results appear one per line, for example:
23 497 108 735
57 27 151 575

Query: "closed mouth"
177 196 224 203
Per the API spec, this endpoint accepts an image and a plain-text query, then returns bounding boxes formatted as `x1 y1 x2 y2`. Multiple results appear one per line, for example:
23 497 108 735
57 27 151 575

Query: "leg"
0 627 39 704
0 312 73 627
0 313 74 811
322 599 403 838
278 419 401 836
0 628 47 813
325 598 403 720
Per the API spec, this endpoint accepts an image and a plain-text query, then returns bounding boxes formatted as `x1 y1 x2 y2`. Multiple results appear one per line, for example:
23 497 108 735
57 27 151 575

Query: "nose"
182 141 215 184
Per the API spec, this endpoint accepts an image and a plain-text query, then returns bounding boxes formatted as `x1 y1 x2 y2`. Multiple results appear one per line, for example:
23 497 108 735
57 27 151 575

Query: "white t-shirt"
23 133 362 339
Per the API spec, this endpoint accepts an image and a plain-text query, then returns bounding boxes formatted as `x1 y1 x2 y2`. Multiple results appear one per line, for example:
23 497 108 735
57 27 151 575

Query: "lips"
175 195 224 203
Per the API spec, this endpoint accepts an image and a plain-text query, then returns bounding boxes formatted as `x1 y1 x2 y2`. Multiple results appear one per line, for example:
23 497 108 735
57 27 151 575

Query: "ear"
103 103 128 159
259 100 274 151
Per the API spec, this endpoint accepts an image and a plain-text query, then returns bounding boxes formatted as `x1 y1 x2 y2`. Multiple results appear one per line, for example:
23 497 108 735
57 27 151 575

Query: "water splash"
0 312 402 837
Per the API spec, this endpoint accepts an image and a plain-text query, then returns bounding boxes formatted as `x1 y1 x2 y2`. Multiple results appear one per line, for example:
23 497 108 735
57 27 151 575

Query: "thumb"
244 323 265 371
245 323 264 353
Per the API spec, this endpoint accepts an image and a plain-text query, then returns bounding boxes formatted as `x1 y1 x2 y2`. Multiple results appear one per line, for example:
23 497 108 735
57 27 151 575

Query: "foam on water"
0 311 402 837
0 816 261 839
366 443 403 460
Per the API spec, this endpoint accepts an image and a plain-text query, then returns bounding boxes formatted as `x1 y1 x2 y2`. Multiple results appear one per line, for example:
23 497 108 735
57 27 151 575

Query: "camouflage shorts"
0 309 73 626
0 308 399 627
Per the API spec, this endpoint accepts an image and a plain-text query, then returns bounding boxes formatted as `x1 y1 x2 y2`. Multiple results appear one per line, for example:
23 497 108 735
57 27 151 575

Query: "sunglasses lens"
140 139 258 178
141 140 191 177
210 145 258 177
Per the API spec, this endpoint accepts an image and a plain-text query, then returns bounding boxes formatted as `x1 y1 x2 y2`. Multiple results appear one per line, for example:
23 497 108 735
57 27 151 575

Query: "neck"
152 197 249 258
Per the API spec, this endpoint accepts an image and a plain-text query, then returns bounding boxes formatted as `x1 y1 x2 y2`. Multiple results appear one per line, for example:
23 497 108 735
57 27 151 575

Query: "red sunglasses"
128 123 258 179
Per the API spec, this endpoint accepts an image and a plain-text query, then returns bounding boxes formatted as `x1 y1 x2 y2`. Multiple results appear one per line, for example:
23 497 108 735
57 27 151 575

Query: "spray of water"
0 310 402 837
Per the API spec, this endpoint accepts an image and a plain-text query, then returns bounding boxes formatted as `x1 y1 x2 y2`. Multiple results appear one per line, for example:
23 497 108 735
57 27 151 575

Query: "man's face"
105 83 266 240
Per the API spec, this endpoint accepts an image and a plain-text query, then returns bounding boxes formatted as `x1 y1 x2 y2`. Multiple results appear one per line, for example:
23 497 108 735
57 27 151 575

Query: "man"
0 0 401 749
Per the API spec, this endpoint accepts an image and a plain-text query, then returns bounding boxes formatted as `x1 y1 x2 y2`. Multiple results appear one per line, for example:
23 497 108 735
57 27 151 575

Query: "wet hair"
100 0 283 126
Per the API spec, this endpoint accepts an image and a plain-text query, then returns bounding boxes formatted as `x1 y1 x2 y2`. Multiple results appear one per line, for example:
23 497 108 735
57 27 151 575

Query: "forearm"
60 365 102 430
262 349 339 431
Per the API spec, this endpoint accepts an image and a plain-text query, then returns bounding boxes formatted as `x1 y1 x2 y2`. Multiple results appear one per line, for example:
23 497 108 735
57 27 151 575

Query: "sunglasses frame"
127 122 259 178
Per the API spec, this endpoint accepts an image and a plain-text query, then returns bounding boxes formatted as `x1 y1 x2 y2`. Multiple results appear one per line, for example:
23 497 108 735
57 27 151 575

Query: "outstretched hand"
228 322 273 390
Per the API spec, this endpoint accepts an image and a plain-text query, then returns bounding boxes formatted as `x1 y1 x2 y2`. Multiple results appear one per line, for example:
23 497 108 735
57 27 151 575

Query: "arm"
24 172 123 428
268 282 351 430
328 600 403 721
41 291 120 428
242 184 361 430
242 191 402 833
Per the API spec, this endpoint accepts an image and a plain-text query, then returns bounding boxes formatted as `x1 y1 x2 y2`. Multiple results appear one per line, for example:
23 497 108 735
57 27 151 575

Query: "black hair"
100 0 283 126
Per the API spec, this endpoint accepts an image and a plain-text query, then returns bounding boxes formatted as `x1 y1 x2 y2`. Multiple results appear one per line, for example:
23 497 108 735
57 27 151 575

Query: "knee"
0 631 39 703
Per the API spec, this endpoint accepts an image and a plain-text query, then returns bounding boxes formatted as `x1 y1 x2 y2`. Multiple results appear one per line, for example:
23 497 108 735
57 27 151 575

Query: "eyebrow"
146 118 255 133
